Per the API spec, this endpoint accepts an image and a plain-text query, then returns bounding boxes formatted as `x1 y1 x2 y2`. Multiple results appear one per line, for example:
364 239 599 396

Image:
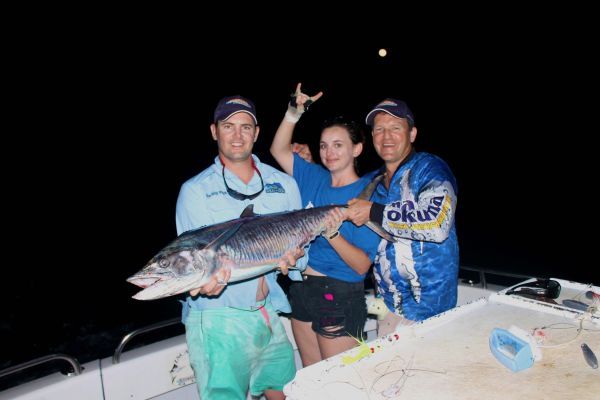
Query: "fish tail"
357 171 386 201
357 172 396 242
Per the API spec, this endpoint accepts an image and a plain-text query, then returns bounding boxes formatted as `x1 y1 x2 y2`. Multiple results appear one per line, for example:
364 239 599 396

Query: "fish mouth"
129 276 177 300
128 274 206 301
126 275 162 289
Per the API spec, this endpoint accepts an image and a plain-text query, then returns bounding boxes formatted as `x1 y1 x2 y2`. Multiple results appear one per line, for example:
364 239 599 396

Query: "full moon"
378 48 387 57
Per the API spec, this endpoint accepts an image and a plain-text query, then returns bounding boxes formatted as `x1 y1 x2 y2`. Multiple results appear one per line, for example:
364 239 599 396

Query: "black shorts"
289 275 367 339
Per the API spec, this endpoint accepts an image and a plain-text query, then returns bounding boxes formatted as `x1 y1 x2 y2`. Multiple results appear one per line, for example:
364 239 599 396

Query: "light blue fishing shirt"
176 155 307 322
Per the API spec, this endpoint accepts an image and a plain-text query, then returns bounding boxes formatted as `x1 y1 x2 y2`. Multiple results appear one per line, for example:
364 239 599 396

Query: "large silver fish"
127 172 393 300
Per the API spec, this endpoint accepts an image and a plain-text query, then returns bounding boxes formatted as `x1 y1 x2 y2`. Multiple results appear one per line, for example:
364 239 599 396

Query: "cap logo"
226 98 252 108
378 100 398 107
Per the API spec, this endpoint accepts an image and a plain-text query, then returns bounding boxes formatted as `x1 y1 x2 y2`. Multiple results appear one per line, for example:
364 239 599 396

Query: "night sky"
2 14 597 381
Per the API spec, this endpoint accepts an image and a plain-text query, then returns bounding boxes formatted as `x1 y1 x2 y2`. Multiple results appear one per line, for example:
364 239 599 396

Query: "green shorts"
184 301 296 400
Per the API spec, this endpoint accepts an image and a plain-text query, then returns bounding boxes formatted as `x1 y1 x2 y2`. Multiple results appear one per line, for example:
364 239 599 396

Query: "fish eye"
159 259 170 268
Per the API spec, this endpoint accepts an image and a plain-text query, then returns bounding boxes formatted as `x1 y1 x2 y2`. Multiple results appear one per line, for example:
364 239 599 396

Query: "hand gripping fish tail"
358 171 396 243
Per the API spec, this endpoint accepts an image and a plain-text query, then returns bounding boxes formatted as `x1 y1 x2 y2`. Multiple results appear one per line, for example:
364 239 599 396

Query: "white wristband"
284 109 302 123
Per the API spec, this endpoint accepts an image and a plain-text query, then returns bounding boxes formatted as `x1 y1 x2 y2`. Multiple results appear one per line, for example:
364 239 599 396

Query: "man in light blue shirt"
176 95 307 400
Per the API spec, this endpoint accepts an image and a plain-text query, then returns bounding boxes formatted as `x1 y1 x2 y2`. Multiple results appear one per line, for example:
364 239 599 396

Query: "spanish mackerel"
127 172 391 300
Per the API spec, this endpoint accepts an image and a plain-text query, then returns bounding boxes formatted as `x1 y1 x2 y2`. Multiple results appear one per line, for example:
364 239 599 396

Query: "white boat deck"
3 279 595 400
285 278 600 400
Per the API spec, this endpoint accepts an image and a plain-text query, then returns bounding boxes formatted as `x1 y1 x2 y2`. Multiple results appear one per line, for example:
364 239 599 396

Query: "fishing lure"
581 343 598 369
340 334 387 365
341 335 372 365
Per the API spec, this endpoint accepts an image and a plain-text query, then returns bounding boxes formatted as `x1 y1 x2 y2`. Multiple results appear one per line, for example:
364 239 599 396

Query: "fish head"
127 248 215 300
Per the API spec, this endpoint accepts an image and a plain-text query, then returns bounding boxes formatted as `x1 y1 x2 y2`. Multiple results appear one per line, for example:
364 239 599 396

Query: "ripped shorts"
289 275 367 339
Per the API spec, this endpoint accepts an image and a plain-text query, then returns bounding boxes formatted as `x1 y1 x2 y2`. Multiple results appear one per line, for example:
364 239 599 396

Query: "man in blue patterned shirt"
347 98 459 336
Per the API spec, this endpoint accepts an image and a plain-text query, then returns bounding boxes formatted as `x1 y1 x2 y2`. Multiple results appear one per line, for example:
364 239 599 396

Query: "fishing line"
533 283 600 348
534 314 600 348
368 354 446 398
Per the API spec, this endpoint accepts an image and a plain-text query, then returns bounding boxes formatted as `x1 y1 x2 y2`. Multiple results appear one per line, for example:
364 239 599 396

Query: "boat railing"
112 317 181 364
0 354 82 380
459 265 533 289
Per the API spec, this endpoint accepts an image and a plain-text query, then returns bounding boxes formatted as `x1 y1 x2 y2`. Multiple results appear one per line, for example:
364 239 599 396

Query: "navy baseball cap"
365 98 414 126
213 95 257 124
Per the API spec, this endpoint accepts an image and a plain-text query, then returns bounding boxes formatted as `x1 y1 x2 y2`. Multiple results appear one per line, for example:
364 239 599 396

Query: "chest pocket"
205 198 241 222
253 196 285 215
256 183 295 215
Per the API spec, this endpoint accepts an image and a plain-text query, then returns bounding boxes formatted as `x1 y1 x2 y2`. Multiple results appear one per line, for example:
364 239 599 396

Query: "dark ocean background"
2 14 597 390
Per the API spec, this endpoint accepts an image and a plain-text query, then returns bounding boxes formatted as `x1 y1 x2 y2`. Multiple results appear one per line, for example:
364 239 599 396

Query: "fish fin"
357 171 386 200
357 172 396 242
239 204 257 218
204 222 243 251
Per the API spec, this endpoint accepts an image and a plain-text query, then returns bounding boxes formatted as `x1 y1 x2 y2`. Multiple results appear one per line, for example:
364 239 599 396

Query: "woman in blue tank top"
270 83 380 367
